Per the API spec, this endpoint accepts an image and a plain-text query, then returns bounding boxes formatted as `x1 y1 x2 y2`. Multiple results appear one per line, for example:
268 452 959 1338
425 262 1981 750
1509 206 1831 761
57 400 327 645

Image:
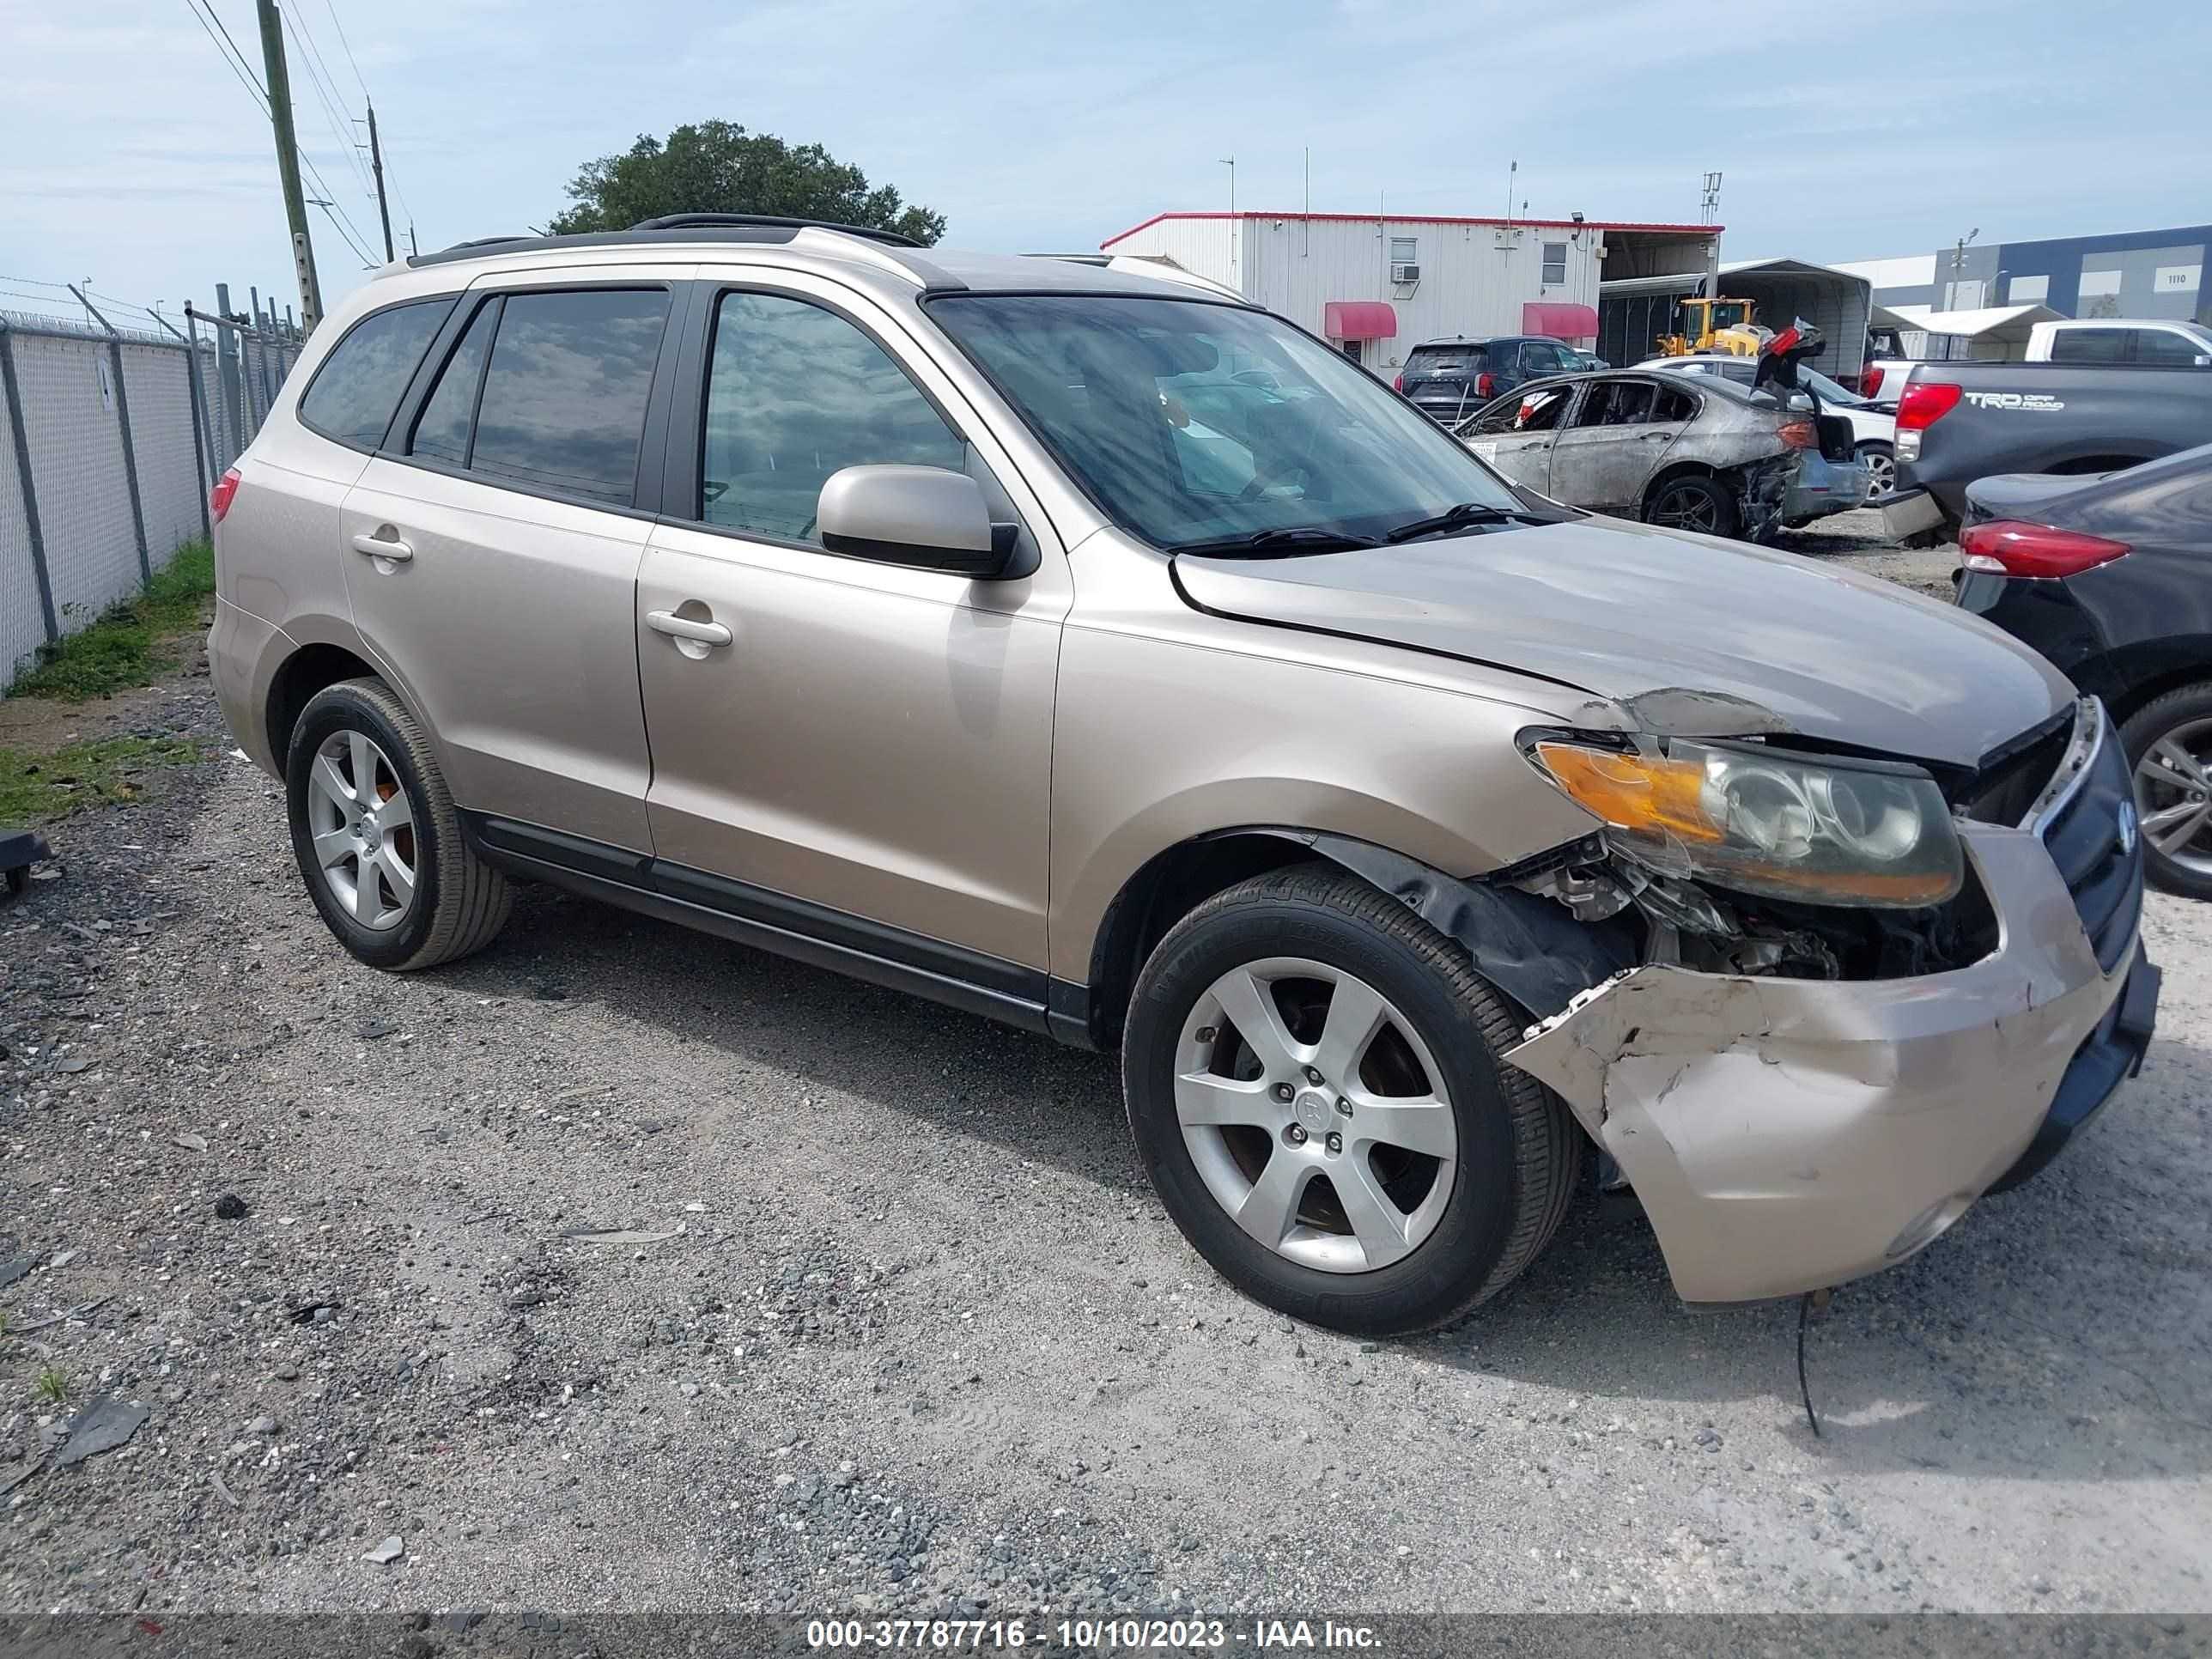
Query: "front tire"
2123 683 2212 900
285 678 513 969
1121 866 1578 1335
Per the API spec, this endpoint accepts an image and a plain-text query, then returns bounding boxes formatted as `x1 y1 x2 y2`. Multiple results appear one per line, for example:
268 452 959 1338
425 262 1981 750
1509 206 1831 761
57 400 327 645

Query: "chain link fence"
0 292 305 680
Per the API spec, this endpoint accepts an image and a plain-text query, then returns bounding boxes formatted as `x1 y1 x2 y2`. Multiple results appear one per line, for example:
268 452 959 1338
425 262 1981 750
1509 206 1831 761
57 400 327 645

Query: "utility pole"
255 0 325 331
366 102 396 262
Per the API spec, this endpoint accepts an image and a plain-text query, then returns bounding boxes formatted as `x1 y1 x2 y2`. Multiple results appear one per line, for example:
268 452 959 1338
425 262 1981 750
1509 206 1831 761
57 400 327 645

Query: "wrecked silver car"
1455 369 1869 540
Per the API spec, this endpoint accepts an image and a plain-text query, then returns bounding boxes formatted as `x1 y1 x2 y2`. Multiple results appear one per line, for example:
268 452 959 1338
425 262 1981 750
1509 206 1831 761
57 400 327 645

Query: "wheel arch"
1639 459 1722 509
265 641 385 780
1074 825 1634 1053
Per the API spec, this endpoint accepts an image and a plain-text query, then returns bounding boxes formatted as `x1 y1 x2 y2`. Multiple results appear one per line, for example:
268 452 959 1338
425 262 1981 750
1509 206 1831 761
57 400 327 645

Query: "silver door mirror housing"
817 465 1008 577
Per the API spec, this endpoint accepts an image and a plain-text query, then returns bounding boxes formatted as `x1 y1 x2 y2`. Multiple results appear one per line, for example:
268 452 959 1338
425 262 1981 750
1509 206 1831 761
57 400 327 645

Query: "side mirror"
817 465 1012 578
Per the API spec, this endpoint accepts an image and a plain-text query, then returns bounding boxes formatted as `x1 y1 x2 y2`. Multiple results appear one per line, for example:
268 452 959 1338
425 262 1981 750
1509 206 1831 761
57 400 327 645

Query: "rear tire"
1856 440 1896 501
1121 866 1578 1335
285 678 512 970
1642 473 1739 541
2121 683 2212 901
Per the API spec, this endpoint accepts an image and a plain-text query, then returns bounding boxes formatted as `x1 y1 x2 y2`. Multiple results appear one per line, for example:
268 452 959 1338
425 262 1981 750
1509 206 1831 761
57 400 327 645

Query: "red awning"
1324 301 1397 341
1522 301 1599 341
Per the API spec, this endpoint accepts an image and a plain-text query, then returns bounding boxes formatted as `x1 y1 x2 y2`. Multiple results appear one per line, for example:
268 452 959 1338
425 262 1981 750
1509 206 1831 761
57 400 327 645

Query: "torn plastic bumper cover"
1301 832 1638 1022
1504 822 2146 1304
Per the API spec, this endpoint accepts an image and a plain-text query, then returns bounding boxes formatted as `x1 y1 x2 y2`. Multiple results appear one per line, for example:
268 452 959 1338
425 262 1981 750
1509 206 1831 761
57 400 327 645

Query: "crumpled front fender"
1504 823 2128 1304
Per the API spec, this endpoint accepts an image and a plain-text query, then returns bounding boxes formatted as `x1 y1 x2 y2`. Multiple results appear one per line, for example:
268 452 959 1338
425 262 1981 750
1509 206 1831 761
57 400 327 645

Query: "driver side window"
699 291 967 544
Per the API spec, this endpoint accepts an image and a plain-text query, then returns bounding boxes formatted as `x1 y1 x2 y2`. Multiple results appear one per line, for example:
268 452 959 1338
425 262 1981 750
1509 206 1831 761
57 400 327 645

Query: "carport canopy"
1872 301 2066 348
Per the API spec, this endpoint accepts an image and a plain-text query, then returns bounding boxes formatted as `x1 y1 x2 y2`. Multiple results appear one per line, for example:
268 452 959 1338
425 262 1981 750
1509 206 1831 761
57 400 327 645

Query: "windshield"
928 294 1522 550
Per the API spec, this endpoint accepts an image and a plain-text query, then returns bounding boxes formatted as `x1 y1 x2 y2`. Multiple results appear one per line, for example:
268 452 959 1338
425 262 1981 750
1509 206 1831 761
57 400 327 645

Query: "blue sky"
4 0 2208 328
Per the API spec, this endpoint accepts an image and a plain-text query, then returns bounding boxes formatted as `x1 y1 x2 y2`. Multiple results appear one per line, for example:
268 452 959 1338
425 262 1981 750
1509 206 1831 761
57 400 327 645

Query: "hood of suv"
1174 517 2072 769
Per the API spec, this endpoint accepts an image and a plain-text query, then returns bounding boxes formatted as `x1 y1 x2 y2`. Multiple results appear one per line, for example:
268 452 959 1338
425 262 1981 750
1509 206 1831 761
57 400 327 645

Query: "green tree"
549 122 945 245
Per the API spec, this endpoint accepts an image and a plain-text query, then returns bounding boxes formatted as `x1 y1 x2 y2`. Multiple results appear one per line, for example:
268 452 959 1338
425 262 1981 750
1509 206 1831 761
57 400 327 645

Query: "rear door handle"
351 531 413 562
646 610 732 647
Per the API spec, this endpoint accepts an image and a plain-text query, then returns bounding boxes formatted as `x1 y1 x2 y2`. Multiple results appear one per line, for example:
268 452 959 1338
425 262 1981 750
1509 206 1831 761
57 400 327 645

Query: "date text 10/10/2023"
805 1617 1383 1650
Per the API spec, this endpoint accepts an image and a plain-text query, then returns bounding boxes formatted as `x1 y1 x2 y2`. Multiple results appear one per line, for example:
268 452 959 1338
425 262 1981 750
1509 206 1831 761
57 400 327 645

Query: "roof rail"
629 212 923 248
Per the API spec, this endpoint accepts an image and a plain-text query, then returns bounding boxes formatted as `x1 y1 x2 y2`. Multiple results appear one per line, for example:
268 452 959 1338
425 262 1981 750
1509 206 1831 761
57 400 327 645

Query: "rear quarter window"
296 298 456 448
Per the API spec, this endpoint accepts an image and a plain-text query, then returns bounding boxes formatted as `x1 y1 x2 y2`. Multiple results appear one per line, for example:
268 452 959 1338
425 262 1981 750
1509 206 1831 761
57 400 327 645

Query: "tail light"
1476 371 1495 398
1777 419 1817 450
210 466 241 525
1393 374 1403 392
1895 381 1961 431
1959 519 2130 579
1859 366 1885 398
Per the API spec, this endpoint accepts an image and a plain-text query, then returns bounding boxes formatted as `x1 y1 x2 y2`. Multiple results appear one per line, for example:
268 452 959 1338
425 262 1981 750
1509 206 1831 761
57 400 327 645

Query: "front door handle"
351 530 414 562
646 609 733 647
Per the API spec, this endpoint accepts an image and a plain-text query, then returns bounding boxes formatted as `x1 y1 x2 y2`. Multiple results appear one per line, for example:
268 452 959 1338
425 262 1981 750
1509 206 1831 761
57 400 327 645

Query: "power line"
319 0 369 101
183 0 379 270
282 2 379 204
185 0 270 114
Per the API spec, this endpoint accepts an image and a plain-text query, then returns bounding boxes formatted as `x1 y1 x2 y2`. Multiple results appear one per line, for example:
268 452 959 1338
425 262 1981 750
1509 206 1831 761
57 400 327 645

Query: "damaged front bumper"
1505 799 2152 1306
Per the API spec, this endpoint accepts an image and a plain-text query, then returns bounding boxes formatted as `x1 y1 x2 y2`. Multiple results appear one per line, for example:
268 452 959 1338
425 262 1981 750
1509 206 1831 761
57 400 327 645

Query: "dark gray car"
1396 335 1586 425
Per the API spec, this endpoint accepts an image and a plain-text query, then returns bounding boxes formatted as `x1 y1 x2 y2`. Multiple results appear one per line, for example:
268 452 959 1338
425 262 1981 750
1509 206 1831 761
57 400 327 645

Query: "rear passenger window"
2051 328 2127 363
297 298 453 447
697 291 966 543
467 290 671 505
408 301 497 468
1652 384 1696 423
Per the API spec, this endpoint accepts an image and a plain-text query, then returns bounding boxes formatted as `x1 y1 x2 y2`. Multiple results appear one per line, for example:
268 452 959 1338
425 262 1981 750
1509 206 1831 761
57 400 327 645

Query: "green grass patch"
0 734 207 823
7 541 216 702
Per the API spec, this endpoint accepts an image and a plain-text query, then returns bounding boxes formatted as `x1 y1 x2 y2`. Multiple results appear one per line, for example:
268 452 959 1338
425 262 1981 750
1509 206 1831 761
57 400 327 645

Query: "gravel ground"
5 544 2209 1621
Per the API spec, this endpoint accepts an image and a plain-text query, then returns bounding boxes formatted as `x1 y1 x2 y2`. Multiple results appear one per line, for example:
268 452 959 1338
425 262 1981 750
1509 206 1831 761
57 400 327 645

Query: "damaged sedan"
216 241 2152 1341
1455 368 1869 540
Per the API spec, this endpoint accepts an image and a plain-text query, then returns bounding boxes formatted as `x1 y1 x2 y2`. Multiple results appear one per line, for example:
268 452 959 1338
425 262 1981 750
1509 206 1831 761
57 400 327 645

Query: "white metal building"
1098 211 1718 380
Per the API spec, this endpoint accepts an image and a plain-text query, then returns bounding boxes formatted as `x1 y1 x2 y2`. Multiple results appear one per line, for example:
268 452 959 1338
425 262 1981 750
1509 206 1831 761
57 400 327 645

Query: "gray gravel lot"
5 528 2209 1620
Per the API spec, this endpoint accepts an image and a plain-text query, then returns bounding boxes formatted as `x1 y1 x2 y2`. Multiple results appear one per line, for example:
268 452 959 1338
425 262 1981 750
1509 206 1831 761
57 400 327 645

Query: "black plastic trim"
459 812 1055 1035
817 528 1003 575
629 212 924 247
1989 945 2158 1192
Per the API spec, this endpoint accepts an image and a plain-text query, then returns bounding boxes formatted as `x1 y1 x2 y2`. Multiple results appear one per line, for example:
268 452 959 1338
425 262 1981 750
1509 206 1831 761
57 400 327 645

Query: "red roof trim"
1101 210 1721 248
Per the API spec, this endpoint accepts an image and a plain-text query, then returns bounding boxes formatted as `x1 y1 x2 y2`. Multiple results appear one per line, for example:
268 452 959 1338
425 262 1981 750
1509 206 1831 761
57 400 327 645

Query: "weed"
7 541 215 701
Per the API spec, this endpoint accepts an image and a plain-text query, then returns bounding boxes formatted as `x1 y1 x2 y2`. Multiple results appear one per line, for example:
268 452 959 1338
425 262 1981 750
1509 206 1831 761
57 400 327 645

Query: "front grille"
2032 706 2144 973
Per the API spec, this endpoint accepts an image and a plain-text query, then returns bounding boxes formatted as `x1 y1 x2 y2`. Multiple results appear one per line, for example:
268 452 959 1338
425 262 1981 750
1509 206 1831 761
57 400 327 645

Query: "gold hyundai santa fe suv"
209 214 2155 1334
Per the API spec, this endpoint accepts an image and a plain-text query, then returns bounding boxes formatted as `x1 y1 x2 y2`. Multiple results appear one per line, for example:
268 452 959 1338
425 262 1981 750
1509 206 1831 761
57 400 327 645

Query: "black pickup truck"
1889 362 2212 536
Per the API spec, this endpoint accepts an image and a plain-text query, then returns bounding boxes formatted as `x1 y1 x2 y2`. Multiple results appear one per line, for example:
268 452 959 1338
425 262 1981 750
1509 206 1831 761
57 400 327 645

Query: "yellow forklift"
1656 295 1768 358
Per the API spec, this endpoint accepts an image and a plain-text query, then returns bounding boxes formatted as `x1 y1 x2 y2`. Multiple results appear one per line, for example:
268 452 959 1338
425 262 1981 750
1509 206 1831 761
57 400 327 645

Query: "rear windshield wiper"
1382 502 1541 544
1169 526 1382 556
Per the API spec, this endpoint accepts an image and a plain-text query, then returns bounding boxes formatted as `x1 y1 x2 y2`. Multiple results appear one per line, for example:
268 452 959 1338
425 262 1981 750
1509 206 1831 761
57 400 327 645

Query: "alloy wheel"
2135 720 2212 873
1862 447 1896 500
1174 957 1458 1273
307 730 418 931
1649 484 1719 533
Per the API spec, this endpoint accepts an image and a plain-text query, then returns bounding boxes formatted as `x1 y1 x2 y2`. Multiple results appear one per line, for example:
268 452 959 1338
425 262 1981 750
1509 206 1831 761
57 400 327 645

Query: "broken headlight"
1525 737 1963 908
